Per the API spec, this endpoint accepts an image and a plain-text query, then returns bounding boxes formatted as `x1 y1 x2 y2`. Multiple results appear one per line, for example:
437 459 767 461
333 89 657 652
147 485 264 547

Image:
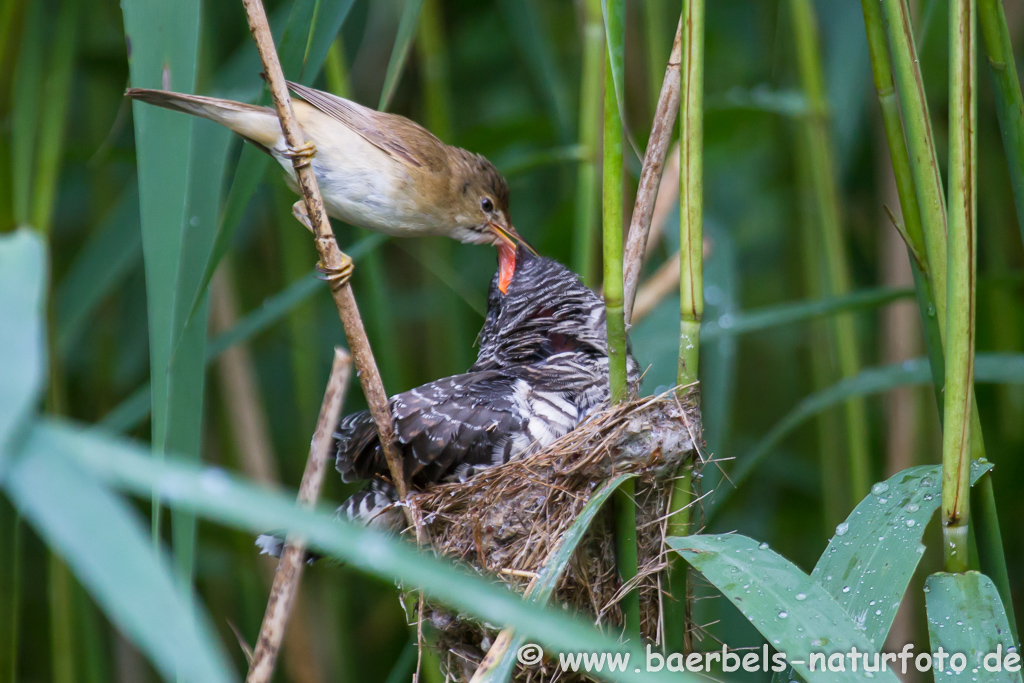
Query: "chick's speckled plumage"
334 250 640 526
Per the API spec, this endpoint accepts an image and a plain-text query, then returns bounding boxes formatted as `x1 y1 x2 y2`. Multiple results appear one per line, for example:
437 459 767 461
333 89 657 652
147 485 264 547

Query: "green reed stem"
876 0 1014 619
574 0 604 287
48 555 75 683
602 0 636 641
879 0 948 323
942 0 976 574
978 0 1024 246
677 0 704 391
664 0 705 656
603 52 627 405
0 502 21 683
790 0 871 501
665 466 693 654
612 478 640 642
860 0 945 404
28 0 79 235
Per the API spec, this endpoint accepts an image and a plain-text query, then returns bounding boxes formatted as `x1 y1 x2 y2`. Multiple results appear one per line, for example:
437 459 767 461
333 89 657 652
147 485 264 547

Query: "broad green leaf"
121 0 201 454
0 229 46 453
378 0 426 111
55 184 141 357
812 462 992 645
1 431 235 683
771 462 994 683
165 117 232 579
48 420 693 683
720 353 1024 513
925 572 1022 682
668 534 900 683
481 473 635 683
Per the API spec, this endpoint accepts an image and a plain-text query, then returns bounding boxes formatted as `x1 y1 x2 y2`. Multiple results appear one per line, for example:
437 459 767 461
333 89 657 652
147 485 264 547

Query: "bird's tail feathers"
339 481 403 531
125 88 280 150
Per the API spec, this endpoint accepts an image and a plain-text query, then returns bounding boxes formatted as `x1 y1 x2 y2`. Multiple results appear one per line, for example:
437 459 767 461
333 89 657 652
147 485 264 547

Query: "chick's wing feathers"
333 370 526 485
286 81 445 172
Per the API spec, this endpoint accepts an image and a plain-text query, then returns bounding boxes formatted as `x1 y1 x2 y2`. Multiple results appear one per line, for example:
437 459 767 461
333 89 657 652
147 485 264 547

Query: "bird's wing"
333 370 526 486
286 81 444 171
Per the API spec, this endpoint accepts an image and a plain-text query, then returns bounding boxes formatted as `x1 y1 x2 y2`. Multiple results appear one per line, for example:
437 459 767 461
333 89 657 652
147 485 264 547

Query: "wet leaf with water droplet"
772 463 992 683
667 535 901 683
925 573 1021 683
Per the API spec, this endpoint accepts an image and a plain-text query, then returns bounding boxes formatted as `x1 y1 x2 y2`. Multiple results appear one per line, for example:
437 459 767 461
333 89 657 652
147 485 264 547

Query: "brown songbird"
125 82 527 291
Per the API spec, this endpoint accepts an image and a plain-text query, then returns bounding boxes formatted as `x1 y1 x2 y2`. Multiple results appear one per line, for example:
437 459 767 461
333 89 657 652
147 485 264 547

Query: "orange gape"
497 242 516 293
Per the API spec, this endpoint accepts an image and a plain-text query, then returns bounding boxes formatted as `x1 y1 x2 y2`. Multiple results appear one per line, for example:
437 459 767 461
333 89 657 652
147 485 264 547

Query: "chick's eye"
480 197 494 213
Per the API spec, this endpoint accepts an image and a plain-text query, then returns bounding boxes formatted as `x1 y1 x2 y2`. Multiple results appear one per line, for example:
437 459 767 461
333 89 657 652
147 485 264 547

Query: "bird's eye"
480 197 494 213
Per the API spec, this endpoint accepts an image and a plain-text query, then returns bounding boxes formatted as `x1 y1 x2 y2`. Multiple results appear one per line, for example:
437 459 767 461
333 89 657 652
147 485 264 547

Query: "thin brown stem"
246 349 352 683
623 18 682 323
240 0 410 508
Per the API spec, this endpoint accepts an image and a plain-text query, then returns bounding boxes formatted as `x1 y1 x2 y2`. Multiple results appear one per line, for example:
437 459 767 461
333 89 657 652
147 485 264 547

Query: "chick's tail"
125 88 281 151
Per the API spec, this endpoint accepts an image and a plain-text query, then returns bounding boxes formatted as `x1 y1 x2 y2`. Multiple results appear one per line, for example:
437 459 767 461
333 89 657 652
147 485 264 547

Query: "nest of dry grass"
402 391 703 682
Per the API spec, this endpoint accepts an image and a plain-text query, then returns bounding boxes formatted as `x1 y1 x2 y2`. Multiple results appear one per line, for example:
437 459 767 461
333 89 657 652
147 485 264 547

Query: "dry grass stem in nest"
398 392 703 682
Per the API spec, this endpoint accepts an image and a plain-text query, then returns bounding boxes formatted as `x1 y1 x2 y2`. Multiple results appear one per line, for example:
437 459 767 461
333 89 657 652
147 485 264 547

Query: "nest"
402 392 702 682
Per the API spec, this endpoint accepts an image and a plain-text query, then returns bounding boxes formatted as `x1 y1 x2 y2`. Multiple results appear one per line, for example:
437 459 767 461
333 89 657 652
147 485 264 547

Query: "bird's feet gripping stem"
315 236 354 290
292 200 314 234
282 140 317 169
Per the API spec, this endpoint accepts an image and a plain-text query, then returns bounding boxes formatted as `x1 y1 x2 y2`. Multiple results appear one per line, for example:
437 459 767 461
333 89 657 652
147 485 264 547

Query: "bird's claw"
283 140 317 169
315 243 354 290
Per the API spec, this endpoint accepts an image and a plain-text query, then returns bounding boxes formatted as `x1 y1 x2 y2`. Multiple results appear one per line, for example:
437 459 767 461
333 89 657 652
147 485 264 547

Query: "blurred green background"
1 0 1022 680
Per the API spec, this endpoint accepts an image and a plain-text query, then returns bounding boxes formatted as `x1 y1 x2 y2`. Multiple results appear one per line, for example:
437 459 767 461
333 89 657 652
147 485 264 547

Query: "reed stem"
0 502 19 683
665 467 693 653
247 349 352 683
860 0 946 404
612 479 640 641
677 2 703 389
978 0 1024 245
601 0 636 642
874 0 1015 617
624 20 682 322
942 0 976 575
879 0 948 323
663 1 704 655
790 0 871 501
239 0 412 522
602 46 628 405
48 555 74 683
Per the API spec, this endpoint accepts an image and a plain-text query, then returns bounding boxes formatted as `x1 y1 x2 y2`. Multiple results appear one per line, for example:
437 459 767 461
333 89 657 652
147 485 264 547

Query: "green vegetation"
2 0 1022 681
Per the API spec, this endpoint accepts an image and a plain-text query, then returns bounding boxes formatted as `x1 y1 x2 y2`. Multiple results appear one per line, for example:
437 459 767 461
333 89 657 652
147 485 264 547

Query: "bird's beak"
487 220 537 254
487 220 531 295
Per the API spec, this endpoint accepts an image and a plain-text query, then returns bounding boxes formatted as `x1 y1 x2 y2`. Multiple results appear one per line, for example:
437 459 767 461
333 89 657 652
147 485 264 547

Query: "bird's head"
449 153 534 292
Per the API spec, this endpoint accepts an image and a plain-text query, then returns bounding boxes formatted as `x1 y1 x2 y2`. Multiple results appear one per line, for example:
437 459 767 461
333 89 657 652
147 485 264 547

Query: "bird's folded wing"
333 370 526 485
286 80 440 170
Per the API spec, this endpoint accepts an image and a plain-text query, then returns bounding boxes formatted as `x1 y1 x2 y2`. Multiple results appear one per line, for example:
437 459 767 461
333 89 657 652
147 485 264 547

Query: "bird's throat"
498 243 516 294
